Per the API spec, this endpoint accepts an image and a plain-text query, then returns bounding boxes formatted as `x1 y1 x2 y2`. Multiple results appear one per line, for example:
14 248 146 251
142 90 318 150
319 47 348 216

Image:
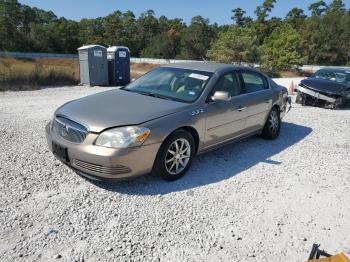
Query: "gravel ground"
0 86 349 261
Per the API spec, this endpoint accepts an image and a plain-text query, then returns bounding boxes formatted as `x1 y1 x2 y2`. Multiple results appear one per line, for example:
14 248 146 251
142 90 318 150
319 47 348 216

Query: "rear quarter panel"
269 79 288 113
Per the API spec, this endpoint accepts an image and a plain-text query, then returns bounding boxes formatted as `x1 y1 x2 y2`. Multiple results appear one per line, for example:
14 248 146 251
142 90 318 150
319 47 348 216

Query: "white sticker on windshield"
189 91 195 95
189 73 209 81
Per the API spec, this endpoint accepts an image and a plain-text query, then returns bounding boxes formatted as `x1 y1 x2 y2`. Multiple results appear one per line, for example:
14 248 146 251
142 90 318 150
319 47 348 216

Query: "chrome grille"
72 159 131 175
52 116 88 143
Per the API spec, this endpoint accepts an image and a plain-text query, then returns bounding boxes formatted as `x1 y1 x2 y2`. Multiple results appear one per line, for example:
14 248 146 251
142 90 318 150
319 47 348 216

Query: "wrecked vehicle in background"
296 68 350 109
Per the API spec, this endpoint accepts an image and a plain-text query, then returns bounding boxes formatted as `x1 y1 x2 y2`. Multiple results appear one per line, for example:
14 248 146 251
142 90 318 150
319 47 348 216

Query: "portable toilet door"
78 45 109 86
107 48 116 86
107 46 130 86
78 47 90 85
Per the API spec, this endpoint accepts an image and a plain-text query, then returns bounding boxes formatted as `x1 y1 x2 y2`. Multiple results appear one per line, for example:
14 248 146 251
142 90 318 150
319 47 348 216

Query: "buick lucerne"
46 63 290 181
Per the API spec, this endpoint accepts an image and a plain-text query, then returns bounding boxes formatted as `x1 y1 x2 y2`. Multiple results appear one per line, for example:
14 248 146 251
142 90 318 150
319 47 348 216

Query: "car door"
239 70 273 133
204 71 249 148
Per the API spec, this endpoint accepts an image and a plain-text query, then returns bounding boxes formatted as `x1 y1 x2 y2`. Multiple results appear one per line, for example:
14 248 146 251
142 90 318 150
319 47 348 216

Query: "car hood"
301 78 350 96
56 89 189 133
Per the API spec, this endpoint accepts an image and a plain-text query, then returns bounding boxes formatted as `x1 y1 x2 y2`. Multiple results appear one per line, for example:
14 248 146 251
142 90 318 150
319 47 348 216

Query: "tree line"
0 0 349 71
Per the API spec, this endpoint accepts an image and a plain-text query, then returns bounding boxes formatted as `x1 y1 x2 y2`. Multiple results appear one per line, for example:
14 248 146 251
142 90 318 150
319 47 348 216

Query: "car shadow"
89 122 312 195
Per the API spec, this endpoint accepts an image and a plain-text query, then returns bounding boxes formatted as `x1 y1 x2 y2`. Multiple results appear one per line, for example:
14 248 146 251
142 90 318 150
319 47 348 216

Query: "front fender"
141 107 206 149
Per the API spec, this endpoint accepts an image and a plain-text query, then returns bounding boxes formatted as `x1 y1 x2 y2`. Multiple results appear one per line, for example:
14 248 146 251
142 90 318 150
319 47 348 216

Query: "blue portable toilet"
107 46 131 86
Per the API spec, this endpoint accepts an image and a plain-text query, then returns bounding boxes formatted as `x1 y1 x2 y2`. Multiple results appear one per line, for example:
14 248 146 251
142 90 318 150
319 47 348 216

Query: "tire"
152 130 196 181
296 91 308 105
295 91 303 104
261 107 281 140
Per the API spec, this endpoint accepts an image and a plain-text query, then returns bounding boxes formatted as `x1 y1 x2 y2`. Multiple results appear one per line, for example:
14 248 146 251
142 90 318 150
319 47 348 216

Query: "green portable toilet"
78 45 109 86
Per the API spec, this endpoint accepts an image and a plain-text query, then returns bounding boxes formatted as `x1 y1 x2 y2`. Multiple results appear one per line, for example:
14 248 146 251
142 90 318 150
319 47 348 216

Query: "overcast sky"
19 0 349 25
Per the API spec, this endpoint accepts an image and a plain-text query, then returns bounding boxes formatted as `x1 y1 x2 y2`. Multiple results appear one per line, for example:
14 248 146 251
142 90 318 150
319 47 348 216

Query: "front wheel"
152 130 195 181
295 91 303 104
261 107 281 140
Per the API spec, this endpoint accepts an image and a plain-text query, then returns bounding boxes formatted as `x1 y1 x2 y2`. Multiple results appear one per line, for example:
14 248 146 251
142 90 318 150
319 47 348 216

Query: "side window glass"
241 72 267 93
212 73 241 97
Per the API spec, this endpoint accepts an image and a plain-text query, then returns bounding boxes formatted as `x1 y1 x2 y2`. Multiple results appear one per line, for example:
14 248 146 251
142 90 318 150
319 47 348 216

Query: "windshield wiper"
128 90 172 101
122 89 186 103
143 92 172 100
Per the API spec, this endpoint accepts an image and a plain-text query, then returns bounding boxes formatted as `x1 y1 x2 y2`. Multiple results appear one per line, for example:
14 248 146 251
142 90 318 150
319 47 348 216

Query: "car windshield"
122 67 213 103
311 69 350 85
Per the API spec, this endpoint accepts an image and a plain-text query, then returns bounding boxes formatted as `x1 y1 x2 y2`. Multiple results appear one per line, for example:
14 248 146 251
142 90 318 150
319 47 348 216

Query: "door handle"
237 106 247 112
264 99 271 104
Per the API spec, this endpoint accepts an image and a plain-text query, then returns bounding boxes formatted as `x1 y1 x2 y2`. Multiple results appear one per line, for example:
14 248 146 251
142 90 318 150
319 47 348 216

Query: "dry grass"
0 58 159 91
0 57 79 91
130 63 159 79
279 70 308 77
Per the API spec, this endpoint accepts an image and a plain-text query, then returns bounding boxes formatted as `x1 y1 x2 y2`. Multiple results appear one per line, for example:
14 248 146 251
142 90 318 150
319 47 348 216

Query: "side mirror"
211 91 231 102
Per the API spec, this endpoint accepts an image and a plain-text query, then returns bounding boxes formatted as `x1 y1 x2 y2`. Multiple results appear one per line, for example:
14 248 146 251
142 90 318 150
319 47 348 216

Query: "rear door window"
241 72 268 93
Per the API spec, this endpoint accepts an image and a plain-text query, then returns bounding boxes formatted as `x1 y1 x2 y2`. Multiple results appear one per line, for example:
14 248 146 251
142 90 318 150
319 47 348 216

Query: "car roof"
316 67 350 73
161 62 255 73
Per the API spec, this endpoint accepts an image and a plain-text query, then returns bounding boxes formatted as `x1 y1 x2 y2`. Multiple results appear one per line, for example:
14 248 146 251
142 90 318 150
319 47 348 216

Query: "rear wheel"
262 107 281 140
153 130 195 181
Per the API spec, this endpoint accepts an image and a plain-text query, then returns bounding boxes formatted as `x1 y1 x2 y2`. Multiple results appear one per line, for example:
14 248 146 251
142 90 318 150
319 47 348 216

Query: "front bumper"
297 85 337 104
45 123 161 181
297 85 350 106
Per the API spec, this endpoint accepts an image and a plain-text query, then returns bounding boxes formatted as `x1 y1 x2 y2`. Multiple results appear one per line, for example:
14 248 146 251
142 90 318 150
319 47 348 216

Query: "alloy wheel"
268 110 279 134
165 138 191 175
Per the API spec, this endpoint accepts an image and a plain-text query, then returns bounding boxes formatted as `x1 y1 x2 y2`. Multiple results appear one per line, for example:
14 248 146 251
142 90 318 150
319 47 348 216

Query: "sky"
19 0 349 25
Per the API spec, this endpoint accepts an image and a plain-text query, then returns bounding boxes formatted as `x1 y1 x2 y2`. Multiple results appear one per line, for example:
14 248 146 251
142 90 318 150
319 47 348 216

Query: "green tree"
328 0 346 13
254 0 278 45
0 0 23 50
55 18 80 53
79 18 105 46
0 0 349 67
167 18 186 31
32 7 57 24
141 29 181 59
28 18 80 53
120 11 138 55
158 15 170 32
103 11 124 46
285 8 306 29
207 26 258 63
260 23 303 71
231 8 245 27
179 16 215 59
136 10 159 52
140 34 162 58
161 29 181 58
255 0 276 22
300 0 349 65
309 1 328 16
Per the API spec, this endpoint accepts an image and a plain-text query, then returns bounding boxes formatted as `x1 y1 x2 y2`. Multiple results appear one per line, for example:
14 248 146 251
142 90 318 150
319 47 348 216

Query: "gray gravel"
0 86 349 261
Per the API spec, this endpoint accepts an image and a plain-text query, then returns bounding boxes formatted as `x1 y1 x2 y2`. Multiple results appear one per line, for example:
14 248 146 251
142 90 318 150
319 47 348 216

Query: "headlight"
95 126 150 149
